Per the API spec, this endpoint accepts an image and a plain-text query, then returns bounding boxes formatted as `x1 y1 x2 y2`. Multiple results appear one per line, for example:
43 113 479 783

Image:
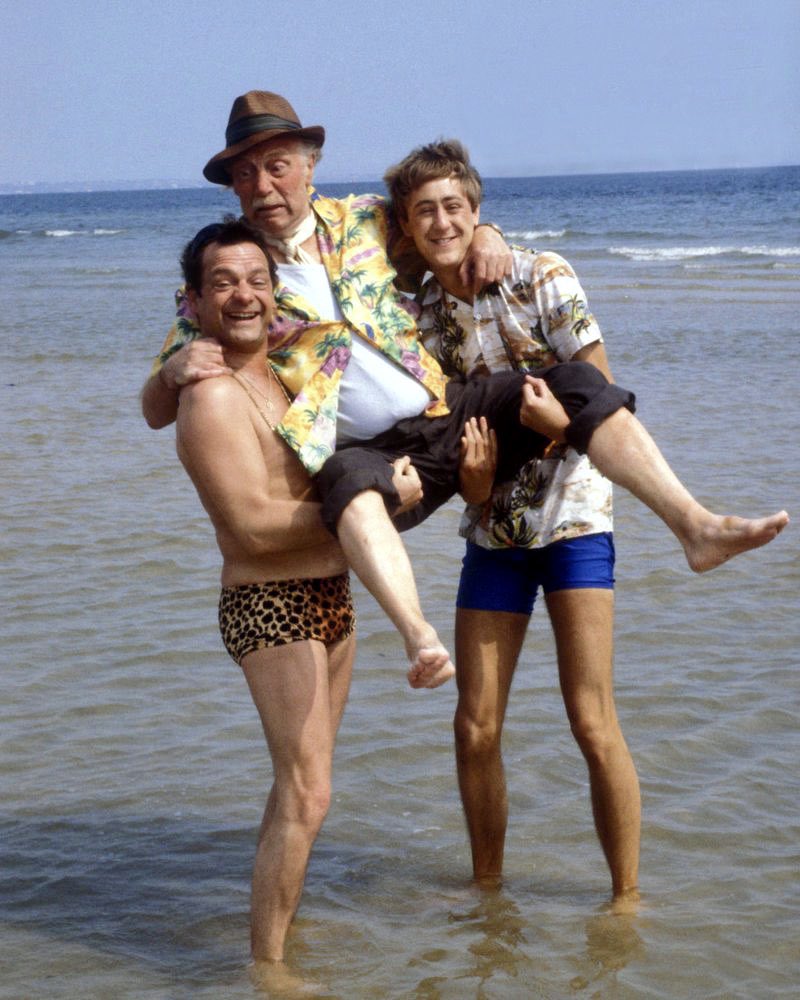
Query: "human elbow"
140 378 177 429
143 407 172 430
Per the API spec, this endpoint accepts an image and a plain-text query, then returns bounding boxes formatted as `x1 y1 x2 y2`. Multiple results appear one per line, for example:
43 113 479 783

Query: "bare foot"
685 510 789 573
472 872 504 891
520 376 570 442
607 886 642 916
249 959 323 994
407 644 455 689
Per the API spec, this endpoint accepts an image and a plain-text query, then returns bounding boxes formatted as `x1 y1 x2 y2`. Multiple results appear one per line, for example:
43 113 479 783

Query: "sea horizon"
2 159 798 197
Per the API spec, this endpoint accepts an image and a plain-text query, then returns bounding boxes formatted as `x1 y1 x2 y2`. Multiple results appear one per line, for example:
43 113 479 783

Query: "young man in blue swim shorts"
384 139 789 908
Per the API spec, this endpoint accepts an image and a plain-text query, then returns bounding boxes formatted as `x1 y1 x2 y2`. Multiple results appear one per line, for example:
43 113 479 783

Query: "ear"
186 287 201 312
473 203 481 226
398 212 412 237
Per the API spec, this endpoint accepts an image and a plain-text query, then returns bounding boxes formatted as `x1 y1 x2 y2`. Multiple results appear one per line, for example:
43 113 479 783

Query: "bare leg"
521 380 788 569
336 490 454 688
253 629 354 846
547 589 640 902
243 632 355 964
454 607 529 884
586 410 789 571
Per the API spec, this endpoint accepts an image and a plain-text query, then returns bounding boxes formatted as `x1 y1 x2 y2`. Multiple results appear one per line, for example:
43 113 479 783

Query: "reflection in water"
570 911 645 992
432 887 533 995
406 886 646 998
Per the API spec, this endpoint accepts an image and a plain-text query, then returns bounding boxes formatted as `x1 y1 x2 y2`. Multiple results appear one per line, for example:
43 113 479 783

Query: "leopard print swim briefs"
218 573 356 665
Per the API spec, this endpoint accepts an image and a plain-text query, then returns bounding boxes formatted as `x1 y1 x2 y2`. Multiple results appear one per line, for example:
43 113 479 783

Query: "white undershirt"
276 262 430 444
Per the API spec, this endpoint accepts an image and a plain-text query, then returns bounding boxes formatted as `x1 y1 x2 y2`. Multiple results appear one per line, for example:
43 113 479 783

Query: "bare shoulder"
178 376 247 421
176 378 252 452
180 375 241 406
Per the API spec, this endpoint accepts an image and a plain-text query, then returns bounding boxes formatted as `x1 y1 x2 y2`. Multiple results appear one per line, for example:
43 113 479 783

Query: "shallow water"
1 170 799 997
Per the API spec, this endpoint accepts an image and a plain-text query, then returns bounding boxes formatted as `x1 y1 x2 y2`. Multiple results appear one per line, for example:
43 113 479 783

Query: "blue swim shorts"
456 533 615 615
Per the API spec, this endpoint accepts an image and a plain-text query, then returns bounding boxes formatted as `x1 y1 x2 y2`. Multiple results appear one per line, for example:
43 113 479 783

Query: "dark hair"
180 214 277 291
383 139 483 221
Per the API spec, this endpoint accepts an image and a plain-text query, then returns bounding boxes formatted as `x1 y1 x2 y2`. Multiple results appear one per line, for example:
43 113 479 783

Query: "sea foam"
609 244 800 262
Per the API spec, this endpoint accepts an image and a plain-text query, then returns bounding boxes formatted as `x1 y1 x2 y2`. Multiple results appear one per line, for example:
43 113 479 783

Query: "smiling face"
229 136 316 238
188 240 275 352
401 176 480 284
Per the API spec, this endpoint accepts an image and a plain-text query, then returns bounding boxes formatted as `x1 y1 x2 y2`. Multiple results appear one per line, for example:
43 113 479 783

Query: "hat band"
225 113 301 147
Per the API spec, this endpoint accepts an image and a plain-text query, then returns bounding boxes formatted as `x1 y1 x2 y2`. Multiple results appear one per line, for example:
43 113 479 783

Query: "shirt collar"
418 271 443 307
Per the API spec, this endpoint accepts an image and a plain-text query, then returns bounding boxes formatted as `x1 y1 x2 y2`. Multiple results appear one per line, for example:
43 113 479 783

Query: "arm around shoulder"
141 365 179 428
141 337 231 429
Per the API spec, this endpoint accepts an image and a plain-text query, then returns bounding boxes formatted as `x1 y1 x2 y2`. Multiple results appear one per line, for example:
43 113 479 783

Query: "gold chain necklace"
231 363 291 432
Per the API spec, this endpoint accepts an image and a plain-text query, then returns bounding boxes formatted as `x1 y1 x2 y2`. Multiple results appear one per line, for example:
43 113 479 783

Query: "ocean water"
1 166 798 999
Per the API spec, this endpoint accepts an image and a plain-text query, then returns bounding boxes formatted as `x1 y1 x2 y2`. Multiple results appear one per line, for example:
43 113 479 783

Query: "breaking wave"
506 228 567 241
43 228 124 237
608 244 800 262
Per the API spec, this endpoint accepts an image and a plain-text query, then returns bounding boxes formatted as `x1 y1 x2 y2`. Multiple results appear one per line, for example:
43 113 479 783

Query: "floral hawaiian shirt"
417 248 613 550
152 189 448 474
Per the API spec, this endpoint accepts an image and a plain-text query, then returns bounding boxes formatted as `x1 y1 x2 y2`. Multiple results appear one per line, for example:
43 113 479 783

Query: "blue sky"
2 0 798 187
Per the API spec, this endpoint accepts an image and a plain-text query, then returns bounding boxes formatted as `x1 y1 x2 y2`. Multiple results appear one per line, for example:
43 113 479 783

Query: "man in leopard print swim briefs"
173 217 422 971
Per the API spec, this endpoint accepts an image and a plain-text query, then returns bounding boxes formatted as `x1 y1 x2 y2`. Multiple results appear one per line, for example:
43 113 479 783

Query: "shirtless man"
174 217 368 974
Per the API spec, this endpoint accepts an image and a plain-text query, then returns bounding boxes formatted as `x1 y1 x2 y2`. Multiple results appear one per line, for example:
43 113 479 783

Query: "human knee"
303 777 332 826
277 776 332 832
340 487 384 517
454 708 502 759
547 361 636 453
546 360 608 402
316 451 398 535
569 711 623 766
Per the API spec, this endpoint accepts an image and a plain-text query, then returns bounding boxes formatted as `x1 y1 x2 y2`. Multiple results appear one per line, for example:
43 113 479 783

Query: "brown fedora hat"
203 90 325 185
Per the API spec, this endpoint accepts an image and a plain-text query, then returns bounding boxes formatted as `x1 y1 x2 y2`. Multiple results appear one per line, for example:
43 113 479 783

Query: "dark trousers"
316 362 635 534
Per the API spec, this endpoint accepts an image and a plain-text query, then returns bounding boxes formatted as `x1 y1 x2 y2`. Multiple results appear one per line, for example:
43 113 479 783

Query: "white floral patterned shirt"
417 248 613 549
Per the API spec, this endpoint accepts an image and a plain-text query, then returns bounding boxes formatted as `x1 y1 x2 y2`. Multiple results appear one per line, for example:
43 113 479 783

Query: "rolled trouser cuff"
565 383 636 453
317 450 400 536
